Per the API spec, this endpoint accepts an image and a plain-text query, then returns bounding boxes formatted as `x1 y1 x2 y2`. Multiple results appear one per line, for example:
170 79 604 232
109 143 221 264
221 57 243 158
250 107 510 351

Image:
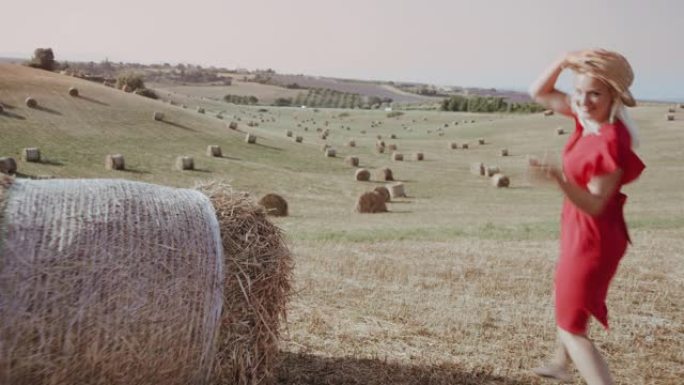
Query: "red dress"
555 116 645 334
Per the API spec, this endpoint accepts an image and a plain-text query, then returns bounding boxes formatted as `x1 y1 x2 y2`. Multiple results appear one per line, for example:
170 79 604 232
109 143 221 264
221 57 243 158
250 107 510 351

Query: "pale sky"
2 0 682 100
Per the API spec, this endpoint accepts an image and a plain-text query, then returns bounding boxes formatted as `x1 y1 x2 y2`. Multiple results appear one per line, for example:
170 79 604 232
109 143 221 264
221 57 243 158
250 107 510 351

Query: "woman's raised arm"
529 54 573 117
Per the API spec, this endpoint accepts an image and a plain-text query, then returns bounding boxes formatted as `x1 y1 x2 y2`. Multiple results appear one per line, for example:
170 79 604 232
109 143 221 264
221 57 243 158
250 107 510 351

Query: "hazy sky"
2 0 682 100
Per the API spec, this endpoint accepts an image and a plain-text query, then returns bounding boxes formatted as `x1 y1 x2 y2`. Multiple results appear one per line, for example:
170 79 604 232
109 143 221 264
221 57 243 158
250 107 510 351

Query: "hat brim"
621 89 636 107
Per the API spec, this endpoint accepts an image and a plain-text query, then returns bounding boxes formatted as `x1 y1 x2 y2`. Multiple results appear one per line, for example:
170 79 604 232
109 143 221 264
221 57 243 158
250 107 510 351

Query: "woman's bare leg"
557 327 614 385
532 333 573 382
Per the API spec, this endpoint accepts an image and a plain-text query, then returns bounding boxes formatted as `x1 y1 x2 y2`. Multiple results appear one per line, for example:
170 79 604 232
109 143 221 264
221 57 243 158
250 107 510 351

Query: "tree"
28 48 57 71
116 72 145 92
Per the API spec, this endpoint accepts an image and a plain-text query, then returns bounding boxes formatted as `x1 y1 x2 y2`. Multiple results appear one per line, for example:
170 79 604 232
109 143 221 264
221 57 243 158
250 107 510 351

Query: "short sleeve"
594 134 645 185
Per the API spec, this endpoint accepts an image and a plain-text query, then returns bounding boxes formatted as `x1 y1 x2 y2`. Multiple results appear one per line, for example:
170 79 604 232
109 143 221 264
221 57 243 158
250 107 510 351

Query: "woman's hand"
528 156 563 184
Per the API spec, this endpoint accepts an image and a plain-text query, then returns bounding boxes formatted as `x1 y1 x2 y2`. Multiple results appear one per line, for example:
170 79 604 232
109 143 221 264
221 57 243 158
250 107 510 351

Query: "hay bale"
22 147 41 162
500 148 509 156
245 134 257 144
414 152 424 161
176 156 195 170
360 130 366 134
372 186 389 202
25 97 37 108
325 148 336 158
491 173 510 188
450 142 458 149
345 156 359 167
355 168 370 181
320 143 330 152
668 107 675 113
347 139 356 147
0 104 4 114
388 144 398 151
392 152 403 161
68 87 79 97
105 154 125 170
544 109 554 116
257 193 288 217
376 134 382 140
197 107 205 114
461 143 469 149
294 136 303 143
557 127 565 135
0 157 17 175
153 112 164 121
679 104 684 109
376 145 385 154
478 138 485 145
229 121 238 130
485 166 500 177
285 130 293 137
666 114 675 121
355 191 387 213
390 134 397 139
388 182 406 199
207 145 222 157
376 167 393 181
470 162 485 176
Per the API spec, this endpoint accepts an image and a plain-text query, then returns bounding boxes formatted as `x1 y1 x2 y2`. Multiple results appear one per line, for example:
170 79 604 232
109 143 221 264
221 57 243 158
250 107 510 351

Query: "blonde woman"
528 49 645 385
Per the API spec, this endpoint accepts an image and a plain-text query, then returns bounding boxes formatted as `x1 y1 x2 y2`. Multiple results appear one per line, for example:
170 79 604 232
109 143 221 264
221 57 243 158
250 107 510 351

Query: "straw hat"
565 49 636 107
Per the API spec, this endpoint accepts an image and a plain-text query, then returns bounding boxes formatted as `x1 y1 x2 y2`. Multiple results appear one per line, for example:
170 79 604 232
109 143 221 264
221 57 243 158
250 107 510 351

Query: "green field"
1 64 682 384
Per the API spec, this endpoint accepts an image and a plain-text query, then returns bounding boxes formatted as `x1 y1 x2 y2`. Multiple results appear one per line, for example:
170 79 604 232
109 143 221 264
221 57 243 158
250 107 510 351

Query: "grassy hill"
1 63 683 384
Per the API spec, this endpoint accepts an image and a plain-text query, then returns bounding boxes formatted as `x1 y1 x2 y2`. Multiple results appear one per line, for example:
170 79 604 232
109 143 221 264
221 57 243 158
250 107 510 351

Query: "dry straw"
376 168 393 181
153 112 164 121
22 148 41 163
485 166 500 177
355 168 370 181
325 148 336 158
478 138 485 145
176 156 195 170
557 127 566 135
461 143 469 149
450 142 458 150
25 97 37 108
491 173 510 188
68 87 79 97
347 140 356 147
500 148 509 157
0 157 17 175
373 186 390 202
345 156 359 167
471 162 485 176
294 136 303 143
320 143 330 152
666 114 675 121
388 183 406 199
387 144 397 151
245 134 257 144
414 152 424 161
229 121 238 130
285 130 293 137
105 154 125 170
355 191 387 213
258 193 288 217
392 152 403 161
207 145 222 157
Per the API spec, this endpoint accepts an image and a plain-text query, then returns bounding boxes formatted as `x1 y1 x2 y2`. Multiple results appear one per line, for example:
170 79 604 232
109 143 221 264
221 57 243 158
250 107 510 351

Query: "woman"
528 49 645 385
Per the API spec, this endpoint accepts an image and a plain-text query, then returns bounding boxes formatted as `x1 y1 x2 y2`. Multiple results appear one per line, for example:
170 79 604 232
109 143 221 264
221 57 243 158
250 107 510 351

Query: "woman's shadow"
276 352 531 385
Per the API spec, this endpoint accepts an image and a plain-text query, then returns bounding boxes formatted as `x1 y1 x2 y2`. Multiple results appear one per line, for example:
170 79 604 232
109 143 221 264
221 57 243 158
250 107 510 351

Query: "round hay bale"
544 109 554 116
153 112 164 121
376 167 393 181
360 130 366 134
470 162 485 176
25 97 37 108
486 166 501 177
22 147 41 163
68 87 79 97
500 148 509 156
373 186 390 202
461 143 469 149
0 157 17 175
355 168 370 181
376 140 385 148
556 127 565 135
294 136 303 143
392 152 403 161
376 134 382 140
325 148 336 158
320 143 330 152
387 144 398 151
449 142 458 150
285 130 293 137
105 154 125 170
207 145 222 157
390 134 397 139
197 107 205 114
355 191 387 213
667 107 675 113
176 156 195 170
228 121 238 130
478 138 485 145
491 173 510 188
414 152 424 161
347 139 356 147
245 134 257 144
345 156 359 167
388 183 406 199
0 104 4 114
376 145 386 154
679 104 684 109
257 193 288 217
666 114 675 121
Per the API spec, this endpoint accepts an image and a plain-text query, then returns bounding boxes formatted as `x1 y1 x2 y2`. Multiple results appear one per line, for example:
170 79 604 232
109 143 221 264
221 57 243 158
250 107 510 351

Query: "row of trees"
224 94 259 105
440 95 545 113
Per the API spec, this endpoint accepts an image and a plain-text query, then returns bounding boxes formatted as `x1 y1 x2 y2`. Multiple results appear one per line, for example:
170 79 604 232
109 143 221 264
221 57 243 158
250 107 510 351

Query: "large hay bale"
500 148 509 156
176 156 195 170
207 145 222 157
388 182 406 199
258 193 288 217
461 143 469 149
668 107 675 113
449 142 458 149
0 157 17 175
414 152 424 161
22 147 41 162
68 87 79 97
285 130 293 137
245 134 257 144
153 112 164 121
478 138 485 145
25 97 37 108
390 134 397 139
355 191 387 213
485 166 500 177
557 127 566 135
373 186 390 202
392 152 403 161
355 168 370 181
345 156 359 167
294 136 303 143
229 121 238 130
197 107 205 114
347 139 356 147
470 162 485 176
376 167 393 181
325 148 336 157
666 114 675 121
387 144 398 151
491 173 510 188
320 143 330 152
105 154 125 170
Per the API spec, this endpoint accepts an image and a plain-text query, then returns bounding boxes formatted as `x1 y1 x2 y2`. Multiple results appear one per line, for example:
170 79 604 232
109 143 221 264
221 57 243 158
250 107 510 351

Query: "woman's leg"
557 327 613 385
532 332 573 382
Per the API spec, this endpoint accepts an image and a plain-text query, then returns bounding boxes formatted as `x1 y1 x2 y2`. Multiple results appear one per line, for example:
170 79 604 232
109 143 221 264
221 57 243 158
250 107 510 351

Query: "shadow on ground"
276 352 530 385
